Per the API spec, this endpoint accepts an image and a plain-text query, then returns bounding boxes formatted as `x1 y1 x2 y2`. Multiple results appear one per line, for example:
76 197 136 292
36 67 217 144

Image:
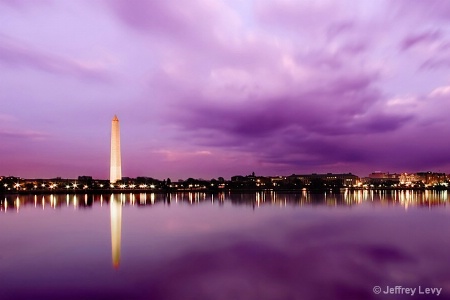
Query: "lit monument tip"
110 115 122 183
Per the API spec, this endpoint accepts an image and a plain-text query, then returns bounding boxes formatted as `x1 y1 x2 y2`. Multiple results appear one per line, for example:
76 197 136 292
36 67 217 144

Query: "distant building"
288 173 360 186
365 172 400 185
231 175 246 182
399 173 418 185
78 176 93 183
399 172 445 186
415 172 446 185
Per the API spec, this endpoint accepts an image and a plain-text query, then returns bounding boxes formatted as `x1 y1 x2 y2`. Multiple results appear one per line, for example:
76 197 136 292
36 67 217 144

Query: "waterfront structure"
110 115 122 183
364 172 400 185
400 173 418 185
414 172 446 186
399 172 445 187
288 173 360 186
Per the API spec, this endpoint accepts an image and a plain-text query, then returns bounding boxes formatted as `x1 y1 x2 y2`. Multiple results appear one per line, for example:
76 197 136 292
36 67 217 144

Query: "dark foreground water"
1 191 450 300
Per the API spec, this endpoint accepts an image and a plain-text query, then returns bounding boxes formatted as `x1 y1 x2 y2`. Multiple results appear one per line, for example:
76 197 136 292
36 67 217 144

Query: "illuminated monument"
110 194 122 269
110 115 122 183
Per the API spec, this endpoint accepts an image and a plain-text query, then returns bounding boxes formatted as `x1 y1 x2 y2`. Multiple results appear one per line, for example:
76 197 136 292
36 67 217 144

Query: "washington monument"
110 115 122 183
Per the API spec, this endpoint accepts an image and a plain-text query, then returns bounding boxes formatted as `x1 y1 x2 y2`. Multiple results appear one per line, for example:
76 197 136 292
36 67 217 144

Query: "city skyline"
2 1 450 179
1 171 448 194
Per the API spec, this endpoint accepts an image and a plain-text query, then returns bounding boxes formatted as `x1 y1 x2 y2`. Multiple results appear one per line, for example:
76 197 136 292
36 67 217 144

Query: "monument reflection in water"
110 194 122 269
1 191 450 300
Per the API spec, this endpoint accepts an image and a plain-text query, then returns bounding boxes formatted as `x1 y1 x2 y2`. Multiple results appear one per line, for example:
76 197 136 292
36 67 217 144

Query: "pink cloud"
400 30 442 50
0 34 114 82
0 130 50 140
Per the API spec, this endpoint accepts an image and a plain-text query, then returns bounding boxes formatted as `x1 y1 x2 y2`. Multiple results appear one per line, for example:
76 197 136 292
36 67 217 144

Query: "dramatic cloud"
1 0 450 178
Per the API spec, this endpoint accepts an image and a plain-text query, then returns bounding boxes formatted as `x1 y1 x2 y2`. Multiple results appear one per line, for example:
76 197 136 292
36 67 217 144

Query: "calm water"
1 191 450 300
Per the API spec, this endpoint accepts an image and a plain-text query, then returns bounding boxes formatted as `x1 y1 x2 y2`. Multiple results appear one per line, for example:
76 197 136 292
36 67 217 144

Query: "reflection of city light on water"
110 195 122 269
15 197 20 212
140 193 147 205
50 195 57 209
151 193 155 204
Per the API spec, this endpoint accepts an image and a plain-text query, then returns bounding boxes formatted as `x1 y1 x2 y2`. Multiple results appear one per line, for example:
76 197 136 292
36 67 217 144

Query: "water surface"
1 191 450 300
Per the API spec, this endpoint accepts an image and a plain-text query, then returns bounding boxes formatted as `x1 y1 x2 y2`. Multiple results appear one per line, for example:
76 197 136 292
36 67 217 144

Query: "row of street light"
3 182 157 191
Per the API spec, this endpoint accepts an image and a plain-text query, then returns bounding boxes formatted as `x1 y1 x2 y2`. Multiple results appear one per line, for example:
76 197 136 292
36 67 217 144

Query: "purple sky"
1 0 450 180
